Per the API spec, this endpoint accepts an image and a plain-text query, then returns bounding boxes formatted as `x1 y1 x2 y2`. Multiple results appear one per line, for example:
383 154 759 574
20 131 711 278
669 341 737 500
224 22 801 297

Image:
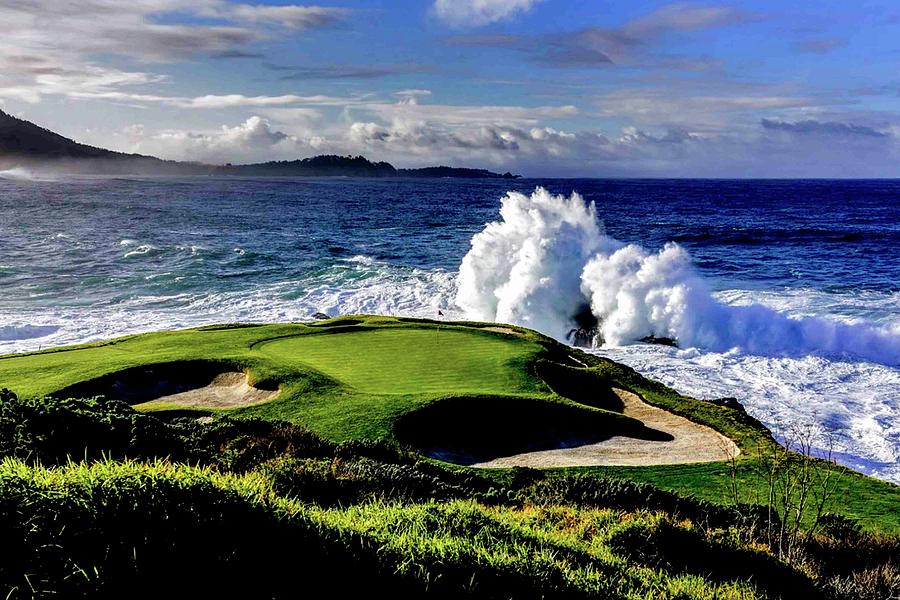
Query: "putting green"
256 328 537 395
0 319 554 441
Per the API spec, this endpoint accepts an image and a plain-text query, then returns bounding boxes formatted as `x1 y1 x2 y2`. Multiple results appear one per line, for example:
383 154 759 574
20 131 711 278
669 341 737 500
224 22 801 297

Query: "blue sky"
2 0 900 176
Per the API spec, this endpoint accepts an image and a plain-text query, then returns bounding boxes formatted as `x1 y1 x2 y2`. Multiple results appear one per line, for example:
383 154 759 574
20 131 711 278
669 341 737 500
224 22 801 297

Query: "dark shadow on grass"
535 360 624 412
608 520 819 598
307 318 365 328
394 396 672 465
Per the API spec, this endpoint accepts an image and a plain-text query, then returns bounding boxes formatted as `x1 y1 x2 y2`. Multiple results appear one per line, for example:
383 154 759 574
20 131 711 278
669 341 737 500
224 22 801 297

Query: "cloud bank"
0 1 349 104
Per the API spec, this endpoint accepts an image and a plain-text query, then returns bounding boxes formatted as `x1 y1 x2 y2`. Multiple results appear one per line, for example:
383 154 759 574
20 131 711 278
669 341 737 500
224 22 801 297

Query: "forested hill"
216 155 520 178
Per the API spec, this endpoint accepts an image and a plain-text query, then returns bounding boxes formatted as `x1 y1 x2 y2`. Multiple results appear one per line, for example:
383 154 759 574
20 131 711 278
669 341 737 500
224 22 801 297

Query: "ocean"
1 172 898 482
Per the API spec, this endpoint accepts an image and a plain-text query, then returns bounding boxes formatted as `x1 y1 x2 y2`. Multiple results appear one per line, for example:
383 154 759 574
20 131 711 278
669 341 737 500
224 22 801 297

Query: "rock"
639 335 678 347
312 312 330 320
566 304 601 348
708 397 769 432
709 397 744 411
567 327 599 348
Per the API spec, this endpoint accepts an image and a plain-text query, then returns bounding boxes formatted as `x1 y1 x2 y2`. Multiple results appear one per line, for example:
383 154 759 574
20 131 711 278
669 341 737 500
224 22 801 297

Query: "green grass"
0 458 816 600
1 315 897 534
0 390 896 598
256 327 537 395
0 319 550 441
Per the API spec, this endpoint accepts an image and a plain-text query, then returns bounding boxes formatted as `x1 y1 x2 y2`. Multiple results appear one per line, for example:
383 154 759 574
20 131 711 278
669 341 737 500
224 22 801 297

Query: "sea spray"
456 187 900 366
0 167 36 181
456 187 620 337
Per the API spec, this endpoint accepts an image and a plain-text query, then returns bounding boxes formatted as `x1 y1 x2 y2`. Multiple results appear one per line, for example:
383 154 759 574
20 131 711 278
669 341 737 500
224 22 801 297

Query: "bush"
173 415 336 471
0 388 337 469
0 388 178 463
261 455 498 507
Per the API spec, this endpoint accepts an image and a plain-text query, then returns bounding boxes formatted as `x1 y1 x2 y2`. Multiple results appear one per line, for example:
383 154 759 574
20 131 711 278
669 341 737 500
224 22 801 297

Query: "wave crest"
456 187 900 366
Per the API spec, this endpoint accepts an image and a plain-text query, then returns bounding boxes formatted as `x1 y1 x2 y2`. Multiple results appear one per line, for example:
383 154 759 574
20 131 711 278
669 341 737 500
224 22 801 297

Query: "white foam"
123 244 157 258
456 187 619 336
456 187 900 366
0 257 460 356
0 167 63 182
593 343 900 483
0 167 36 181
0 324 60 342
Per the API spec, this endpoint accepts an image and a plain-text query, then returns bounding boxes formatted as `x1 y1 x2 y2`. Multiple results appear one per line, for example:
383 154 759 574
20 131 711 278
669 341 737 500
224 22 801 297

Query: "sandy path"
474 388 739 468
137 372 278 409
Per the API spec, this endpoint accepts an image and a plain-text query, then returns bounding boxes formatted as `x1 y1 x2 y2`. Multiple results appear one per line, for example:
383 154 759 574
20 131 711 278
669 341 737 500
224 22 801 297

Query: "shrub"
0 388 178 463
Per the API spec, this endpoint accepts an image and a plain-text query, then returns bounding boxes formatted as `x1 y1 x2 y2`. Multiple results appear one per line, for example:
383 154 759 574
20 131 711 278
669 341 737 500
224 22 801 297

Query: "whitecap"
456 187 900 367
123 244 157 258
0 324 60 341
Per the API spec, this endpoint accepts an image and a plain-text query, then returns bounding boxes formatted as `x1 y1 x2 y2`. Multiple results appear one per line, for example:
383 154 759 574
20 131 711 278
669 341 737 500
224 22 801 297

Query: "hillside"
0 109 119 159
0 110 518 178
0 109 201 175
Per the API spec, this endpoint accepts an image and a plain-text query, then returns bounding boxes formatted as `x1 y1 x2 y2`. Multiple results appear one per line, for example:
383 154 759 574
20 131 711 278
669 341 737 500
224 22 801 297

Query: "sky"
2 0 900 177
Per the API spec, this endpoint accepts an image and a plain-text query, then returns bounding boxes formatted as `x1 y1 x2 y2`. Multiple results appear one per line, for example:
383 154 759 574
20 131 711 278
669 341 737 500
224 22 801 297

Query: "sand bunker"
474 388 739 468
55 362 279 409
137 371 278 409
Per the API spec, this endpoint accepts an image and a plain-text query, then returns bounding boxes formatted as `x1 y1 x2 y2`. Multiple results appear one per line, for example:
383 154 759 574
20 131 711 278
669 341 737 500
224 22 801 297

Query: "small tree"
756 420 837 560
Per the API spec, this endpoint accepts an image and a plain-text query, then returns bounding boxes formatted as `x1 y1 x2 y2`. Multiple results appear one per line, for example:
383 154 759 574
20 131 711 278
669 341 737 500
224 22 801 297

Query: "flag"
437 310 444 317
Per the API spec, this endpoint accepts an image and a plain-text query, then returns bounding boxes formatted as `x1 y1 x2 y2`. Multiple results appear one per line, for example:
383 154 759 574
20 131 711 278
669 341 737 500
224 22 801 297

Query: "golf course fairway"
1 315 897 533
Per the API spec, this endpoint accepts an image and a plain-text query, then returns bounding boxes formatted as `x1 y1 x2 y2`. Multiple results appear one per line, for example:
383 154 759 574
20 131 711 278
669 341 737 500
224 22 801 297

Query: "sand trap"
474 388 739 468
56 363 280 410
137 371 278 409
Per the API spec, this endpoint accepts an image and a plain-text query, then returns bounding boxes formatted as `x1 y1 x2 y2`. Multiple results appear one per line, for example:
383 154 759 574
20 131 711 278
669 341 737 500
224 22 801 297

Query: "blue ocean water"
1 172 899 481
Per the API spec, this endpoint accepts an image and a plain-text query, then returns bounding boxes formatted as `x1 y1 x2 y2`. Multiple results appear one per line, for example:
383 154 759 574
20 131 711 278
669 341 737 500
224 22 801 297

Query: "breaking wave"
0 324 60 342
456 187 900 366
0 167 37 181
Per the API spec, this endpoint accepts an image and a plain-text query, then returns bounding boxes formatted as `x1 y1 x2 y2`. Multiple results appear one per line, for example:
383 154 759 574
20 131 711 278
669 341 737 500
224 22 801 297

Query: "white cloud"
184 94 324 109
347 118 611 167
94 105 900 177
393 89 433 99
594 88 818 131
0 87 42 104
121 116 316 163
359 99 578 126
0 1 349 104
227 4 349 30
337 104 900 177
432 0 543 27
56 91 360 110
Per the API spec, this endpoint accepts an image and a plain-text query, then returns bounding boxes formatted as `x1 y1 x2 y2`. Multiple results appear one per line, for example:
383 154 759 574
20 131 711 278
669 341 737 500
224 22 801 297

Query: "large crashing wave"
456 187 900 366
